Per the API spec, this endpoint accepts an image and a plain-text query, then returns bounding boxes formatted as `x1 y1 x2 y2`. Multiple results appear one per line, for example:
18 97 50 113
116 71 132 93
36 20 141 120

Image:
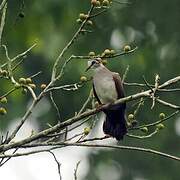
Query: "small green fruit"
84 127 91 135
40 84 47 89
80 76 87 82
140 127 148 133
128 114 134 121
26 78 32 84
76 18 82 24
79 13 88 20
29 83 36 89
87 20 93 26
95 1 101 6
0 97 7 104
104 49 111 55
102 0 110 6
159 113 165 119
110 49 115 55
124 45 131 52
19 77 26 84
156 123 165 130
1 70 8 77
0 107 7 115
88 51 95 56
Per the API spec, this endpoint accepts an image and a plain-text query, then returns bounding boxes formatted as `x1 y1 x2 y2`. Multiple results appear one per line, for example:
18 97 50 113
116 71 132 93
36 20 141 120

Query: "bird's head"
86 58 103 72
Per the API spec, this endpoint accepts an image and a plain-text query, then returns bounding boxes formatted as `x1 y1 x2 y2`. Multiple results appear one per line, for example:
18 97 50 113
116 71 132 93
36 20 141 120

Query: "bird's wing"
112 73 125 99
93 83 102 104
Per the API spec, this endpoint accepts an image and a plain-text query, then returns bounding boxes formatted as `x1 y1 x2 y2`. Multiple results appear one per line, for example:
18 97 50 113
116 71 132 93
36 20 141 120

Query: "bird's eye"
91 60 96 65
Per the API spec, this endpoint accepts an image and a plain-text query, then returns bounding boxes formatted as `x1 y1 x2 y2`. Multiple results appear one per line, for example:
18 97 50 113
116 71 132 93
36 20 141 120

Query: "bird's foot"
94 103 105 110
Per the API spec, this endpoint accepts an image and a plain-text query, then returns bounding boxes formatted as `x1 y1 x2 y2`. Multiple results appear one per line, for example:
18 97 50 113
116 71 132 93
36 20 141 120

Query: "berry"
104 49 111 55
159 113 165 119
102 0 110 6
76 18 82 24
29 84 36 89
140 127 148 133
110 49 115 55
94 0 101 6
87 20 93 26
124 45 131 52
26 78 32 84
1 70 8 77
128 114 134 121
40 84 47 89
156 123 165 130
19 77 26 84
0 97 7 104
80 76 87 82
84 127 91 135
88 51 95 56
0 107 7 115
79 13 88 20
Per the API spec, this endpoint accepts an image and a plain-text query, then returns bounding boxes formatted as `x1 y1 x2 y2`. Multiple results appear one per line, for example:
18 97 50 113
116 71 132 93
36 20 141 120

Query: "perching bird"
86 58 127 140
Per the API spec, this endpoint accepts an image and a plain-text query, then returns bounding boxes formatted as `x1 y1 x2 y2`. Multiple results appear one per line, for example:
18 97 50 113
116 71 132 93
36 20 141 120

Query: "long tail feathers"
103 105 127 140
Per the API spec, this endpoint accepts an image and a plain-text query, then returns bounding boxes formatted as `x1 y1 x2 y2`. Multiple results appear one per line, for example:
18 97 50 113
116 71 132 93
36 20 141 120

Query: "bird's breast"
93 74 118 104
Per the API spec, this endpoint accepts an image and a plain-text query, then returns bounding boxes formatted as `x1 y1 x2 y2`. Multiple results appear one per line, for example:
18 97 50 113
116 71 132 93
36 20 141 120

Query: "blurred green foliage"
0 0 180 179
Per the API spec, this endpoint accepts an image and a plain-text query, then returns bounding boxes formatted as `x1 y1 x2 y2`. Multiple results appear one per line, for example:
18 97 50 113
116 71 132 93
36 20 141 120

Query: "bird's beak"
85 64 92 72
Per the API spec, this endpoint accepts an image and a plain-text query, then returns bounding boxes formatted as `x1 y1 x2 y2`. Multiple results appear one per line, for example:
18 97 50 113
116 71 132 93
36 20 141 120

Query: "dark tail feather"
103 105 127 140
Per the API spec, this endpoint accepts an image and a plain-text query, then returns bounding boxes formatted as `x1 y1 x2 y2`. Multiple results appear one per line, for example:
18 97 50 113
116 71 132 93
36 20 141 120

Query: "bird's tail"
103 105 127 140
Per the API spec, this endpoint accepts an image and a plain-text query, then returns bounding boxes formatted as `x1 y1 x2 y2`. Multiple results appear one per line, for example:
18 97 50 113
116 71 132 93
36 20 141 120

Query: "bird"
86 58 127 140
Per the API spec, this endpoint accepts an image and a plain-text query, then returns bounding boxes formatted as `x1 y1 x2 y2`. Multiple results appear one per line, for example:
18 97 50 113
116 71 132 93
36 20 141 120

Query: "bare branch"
74 161 81 180
49 151 62 180
0 2 7 45
1 142 180 162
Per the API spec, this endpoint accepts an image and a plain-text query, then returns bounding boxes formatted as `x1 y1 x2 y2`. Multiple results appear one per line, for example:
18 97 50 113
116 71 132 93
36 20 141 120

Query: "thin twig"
70 46 138 60
122 65 130 82
1 43 37 68
0 148 18 167
0 0 7 12
2 45 17 84
0 88 16 99
130 110 180 130
49 151 62 180
77 89 93 115
156 98 180 110
50 92 62 122
74 161 81 180
2 142 180 162
127 129 158 139
0 2 7 45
